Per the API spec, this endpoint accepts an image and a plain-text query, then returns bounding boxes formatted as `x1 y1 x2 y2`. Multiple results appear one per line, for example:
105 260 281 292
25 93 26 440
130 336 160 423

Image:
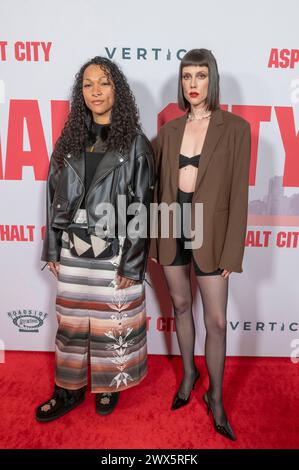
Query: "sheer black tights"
163 264 229 425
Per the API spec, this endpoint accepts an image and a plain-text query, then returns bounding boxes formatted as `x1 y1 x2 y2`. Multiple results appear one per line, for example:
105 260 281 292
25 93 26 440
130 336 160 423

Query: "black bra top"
179 154 201 169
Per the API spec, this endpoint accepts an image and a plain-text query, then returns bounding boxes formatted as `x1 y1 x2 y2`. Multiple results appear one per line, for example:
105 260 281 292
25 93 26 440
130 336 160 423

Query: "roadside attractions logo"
7 309 47 333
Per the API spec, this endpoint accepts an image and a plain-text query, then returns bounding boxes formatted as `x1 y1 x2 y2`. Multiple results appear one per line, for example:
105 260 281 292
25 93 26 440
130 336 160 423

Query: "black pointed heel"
171 370 200 411
202 392 237 441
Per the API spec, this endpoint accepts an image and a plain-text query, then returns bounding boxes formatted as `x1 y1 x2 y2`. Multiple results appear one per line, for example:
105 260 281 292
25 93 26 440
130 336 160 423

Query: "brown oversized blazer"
149 108 251 273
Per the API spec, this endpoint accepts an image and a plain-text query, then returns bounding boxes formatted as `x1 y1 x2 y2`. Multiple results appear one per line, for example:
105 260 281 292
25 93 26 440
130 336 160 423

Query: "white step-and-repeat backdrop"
0 0 298 357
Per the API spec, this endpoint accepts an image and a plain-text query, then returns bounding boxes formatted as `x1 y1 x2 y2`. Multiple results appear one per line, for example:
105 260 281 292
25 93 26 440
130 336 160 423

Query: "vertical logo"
103 47 187 62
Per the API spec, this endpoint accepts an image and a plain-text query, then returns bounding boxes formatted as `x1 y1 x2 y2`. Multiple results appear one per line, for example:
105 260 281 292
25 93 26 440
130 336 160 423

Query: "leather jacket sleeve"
117 134 155 281
148 129 163 260
41 155 63 262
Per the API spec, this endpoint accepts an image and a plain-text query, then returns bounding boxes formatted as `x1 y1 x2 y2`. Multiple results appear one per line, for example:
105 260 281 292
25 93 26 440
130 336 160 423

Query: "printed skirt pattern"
55 231 147 393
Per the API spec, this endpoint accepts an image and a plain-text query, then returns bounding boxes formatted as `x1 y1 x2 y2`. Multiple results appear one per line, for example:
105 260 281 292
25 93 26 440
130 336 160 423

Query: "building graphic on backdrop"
249 176 299 216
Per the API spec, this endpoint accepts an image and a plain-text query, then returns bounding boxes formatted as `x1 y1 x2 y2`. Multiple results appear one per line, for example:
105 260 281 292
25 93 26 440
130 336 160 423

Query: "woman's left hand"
115 274 139 289
221 269 232 279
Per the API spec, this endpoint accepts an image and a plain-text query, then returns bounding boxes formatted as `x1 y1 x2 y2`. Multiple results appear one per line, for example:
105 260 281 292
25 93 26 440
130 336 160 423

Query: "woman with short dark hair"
36 57 154 421
150 49 251 441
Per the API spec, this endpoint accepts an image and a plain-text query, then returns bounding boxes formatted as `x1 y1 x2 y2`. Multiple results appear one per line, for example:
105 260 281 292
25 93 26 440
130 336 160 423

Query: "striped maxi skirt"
54 230 148 393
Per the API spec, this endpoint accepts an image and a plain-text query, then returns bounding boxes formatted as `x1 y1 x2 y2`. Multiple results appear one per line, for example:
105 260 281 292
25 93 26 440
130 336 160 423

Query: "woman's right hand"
47 261 60 278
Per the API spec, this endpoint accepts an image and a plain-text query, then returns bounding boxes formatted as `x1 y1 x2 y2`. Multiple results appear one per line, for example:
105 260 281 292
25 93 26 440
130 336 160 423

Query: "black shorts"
169 189 223 277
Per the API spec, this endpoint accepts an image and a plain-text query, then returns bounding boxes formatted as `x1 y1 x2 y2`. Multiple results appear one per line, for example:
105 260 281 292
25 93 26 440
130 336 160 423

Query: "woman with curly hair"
36 57 154 421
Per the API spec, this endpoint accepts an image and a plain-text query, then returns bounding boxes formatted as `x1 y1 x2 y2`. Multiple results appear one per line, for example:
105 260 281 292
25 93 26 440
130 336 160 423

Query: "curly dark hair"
52 56 141 164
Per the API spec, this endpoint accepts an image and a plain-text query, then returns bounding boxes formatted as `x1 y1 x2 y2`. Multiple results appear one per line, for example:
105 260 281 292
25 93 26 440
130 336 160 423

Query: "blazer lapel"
168 114 188 194
167 110 224 196
193 109 224 193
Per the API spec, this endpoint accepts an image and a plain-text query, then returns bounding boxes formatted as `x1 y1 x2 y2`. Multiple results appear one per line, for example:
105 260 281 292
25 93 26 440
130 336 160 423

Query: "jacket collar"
167 109 225 195
64 149 128 188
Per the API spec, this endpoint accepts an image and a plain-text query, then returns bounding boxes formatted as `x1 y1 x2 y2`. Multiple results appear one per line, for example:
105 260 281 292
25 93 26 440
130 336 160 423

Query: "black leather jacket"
41 132 155 281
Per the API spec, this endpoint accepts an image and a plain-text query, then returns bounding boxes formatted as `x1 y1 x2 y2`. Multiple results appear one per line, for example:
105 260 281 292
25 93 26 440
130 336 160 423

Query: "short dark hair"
178 49 220 112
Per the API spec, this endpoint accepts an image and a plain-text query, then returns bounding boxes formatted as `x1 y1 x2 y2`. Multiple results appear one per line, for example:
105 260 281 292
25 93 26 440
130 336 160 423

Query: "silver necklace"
187 111 211 121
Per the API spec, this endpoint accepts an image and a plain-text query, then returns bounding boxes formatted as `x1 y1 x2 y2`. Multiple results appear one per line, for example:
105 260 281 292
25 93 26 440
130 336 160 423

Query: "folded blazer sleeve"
41 155 63 262
117 135 155 281
219 122 251 273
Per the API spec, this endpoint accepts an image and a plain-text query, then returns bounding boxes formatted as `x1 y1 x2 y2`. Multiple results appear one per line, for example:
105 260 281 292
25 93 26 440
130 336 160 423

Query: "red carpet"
0 352 298 449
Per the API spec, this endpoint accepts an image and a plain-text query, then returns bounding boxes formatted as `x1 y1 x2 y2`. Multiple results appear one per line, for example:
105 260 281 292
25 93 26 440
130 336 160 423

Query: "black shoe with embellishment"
202 392 237 441
35 385 86 423
96 392 120 415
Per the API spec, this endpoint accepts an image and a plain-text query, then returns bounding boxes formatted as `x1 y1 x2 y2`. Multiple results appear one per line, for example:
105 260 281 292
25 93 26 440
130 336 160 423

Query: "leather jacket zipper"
84 167 118 234
63 157 85 222
85 155 124 201
128 184 135 197
65 154 125 232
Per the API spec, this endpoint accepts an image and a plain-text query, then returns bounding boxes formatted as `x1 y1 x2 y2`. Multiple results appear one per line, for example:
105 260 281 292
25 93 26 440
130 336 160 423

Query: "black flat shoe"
96 392 120 415
35 385 86 423
202 392 237 441
171 370 200 411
